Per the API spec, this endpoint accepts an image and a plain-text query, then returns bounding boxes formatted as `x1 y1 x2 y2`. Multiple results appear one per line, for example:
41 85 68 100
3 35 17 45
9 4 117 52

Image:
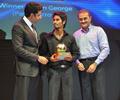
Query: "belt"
79 57 97 62
60 65 66 68
50 64 70 70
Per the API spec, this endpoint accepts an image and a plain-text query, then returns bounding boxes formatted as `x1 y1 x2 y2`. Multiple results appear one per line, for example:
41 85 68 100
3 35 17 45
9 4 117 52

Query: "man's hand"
77 62 85 71
86 62 97 73
50 53 59 62
38 56 48 65
64 52 73 61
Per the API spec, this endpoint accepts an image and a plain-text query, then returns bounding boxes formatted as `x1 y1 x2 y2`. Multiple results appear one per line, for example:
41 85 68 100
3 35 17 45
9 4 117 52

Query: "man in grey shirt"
73 9 110 100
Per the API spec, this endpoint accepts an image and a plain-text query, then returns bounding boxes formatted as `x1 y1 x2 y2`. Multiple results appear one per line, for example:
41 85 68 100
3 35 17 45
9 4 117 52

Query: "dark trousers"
79 59 106 100
48 67 73 100
13 75 39 100
41 67 49 100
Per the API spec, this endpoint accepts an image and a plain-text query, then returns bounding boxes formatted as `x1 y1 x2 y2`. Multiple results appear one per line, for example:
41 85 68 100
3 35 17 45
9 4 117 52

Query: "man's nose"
81 19 85 23
53 21 57 24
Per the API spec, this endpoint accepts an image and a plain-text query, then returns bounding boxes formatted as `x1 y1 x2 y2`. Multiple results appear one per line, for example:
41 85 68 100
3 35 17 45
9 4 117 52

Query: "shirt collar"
81 24 92 33
50 30 68 36
23 16 32 28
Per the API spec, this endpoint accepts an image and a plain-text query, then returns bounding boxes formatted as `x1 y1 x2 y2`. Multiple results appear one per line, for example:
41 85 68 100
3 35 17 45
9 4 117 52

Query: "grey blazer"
12 18 39 77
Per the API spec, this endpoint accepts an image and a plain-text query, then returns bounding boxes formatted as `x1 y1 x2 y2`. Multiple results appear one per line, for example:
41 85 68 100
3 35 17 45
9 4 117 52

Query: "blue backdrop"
0 0 120 39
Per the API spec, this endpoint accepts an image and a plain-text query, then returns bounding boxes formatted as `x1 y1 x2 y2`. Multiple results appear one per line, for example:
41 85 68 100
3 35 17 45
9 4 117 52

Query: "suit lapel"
21 19 38 44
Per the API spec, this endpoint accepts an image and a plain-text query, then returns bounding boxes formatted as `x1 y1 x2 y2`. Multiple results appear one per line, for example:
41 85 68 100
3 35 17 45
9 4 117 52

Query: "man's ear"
30 13 34 17
63 21 66 25
90 16 92 22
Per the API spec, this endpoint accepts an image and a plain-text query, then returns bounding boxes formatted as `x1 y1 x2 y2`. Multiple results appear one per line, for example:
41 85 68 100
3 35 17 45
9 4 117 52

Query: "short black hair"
77 9 91 18
24 2 42 17
52 11 67 28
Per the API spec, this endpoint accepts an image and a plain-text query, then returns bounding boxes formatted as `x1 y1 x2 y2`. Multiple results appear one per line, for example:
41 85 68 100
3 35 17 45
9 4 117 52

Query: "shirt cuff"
76 59 80 64
95 59 101 66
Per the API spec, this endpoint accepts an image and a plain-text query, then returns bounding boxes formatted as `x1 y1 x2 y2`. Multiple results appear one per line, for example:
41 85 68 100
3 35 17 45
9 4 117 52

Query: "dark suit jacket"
12 18 39 77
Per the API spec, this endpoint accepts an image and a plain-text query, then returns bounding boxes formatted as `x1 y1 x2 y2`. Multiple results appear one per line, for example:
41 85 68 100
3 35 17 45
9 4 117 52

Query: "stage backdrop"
0 0 120 39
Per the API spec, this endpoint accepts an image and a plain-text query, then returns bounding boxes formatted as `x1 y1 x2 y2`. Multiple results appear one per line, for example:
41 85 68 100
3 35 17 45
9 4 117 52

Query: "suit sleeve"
12 24 39 63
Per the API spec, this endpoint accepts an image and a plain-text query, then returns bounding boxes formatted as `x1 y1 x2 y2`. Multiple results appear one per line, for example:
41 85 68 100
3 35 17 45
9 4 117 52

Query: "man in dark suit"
12 2 48 100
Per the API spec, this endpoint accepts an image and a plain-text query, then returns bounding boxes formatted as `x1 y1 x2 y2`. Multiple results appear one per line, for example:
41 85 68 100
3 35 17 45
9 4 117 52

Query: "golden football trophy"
53 43 69 60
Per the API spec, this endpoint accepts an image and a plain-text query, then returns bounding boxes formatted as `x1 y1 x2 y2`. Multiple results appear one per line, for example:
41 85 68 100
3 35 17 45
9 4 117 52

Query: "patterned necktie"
31 24 38 43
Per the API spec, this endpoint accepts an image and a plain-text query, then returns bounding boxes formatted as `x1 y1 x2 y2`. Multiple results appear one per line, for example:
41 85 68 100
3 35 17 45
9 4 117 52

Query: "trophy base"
54 52 70 60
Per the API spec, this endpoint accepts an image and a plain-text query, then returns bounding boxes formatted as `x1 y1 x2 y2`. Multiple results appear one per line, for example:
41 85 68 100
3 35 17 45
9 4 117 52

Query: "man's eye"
79 18 83 21
79 17 87 21
56 19 59 21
